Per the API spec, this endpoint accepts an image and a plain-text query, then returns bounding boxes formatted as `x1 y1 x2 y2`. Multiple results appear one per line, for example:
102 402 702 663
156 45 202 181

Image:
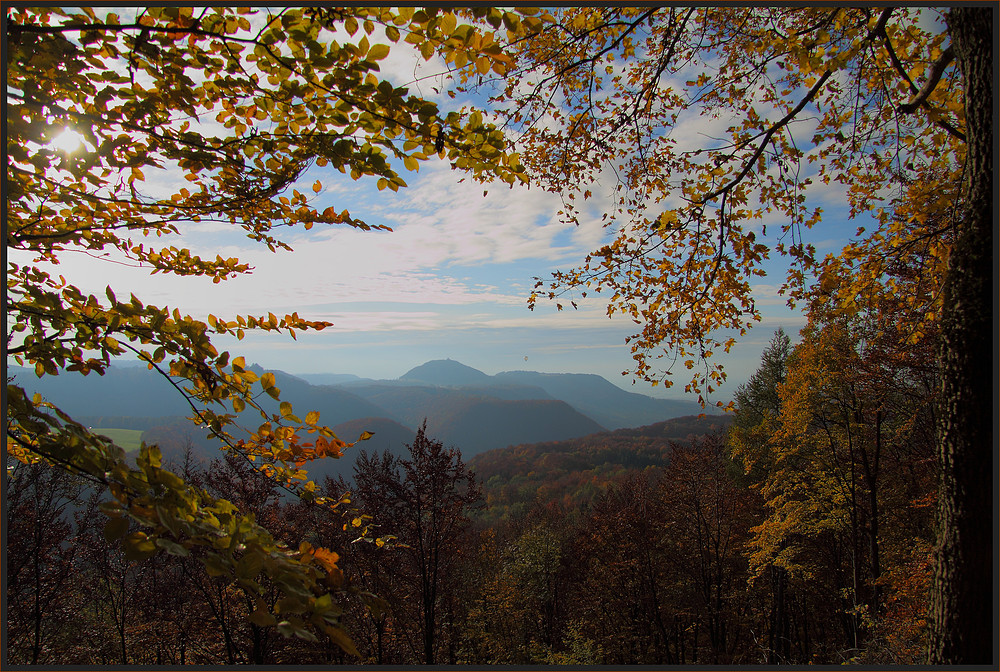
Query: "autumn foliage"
6 5 530 653
5 5 992 665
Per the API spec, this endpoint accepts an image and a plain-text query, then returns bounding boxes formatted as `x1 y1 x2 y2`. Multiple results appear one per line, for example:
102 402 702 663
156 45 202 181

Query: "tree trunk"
424 596 434 665
928 7 995 665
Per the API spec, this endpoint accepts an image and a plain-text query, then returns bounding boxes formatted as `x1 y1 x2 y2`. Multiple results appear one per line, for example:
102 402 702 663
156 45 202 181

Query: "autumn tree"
734 308 940 662
561 471 681 664
455 527 527 663
465 7 992 662
728 330 799 662
5 5 532 651
660 434 757 663
3 459 85 664
196 451 285 664
72 490 152 665
347 422 481 664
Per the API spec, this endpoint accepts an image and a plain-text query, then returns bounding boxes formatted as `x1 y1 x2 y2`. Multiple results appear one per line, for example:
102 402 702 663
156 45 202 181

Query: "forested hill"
468 414 734 522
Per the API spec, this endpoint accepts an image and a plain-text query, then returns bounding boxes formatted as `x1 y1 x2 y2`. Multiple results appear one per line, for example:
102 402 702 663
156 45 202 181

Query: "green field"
92 428 145 453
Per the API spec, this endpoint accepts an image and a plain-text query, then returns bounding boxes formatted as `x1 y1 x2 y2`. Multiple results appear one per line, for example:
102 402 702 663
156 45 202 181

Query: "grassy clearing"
92 428 145 453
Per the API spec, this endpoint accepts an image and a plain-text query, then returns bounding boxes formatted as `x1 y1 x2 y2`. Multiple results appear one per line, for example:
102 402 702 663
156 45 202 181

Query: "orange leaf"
311 546 340 572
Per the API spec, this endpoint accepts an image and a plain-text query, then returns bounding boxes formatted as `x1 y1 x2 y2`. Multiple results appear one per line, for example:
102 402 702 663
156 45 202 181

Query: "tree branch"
897 45 954 114
700 7 895 205
700 69 833 205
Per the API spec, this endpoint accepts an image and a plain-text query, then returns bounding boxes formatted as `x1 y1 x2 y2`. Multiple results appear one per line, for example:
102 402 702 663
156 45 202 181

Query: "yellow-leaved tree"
6 6 533 650
464 6 991 663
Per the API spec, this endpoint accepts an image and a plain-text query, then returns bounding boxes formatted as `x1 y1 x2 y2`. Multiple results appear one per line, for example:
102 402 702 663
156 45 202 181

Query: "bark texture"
928 7 996 665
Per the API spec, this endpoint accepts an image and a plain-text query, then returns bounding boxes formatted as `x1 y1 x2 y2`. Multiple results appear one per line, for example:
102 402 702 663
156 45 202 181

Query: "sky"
8 8 880 403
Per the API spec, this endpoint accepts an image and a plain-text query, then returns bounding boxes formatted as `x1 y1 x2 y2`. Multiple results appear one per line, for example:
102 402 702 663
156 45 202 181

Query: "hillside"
141 415 417 487
492 370 707 430
295 373 364 386
468 414 734 521
294 417 418 486
9 365 386 428
141 417 227 470
336 361 711 429
341 382 552 426
427 398 606 457
9 365 193 418
251 370 393 428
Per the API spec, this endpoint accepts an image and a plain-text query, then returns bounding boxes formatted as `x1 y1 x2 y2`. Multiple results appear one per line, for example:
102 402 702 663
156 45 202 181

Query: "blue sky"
9 8 875 403
8 147 821 400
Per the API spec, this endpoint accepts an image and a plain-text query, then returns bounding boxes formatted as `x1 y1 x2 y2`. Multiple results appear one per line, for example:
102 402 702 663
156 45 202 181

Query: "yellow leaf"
368 43 390 61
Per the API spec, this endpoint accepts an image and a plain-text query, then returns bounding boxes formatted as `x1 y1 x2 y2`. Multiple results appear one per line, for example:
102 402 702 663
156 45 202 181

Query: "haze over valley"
10 357 714 482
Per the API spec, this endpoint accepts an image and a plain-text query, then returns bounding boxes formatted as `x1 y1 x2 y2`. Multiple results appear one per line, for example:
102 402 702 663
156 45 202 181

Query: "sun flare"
50 127 85 154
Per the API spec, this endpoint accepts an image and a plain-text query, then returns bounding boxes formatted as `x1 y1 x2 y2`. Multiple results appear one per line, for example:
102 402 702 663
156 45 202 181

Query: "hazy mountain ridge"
309 359 710 430
9 359 708 460
295 372 364 386
426 398 606 455
491 369 706 429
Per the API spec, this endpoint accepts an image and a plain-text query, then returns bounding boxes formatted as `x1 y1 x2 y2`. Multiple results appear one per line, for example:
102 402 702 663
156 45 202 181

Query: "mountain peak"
399 359 490 386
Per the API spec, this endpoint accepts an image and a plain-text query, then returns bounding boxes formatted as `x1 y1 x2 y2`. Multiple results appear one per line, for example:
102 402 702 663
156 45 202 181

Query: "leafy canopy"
6 5 533 649
462 7 963 403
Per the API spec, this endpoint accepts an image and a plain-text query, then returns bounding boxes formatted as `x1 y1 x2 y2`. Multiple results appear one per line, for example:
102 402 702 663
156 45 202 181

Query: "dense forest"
5 5 993 666
6 321 939 664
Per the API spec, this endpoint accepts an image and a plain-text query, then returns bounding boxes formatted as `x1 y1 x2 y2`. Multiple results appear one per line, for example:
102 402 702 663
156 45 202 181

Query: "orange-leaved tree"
465 7 991 663
5 6 530 649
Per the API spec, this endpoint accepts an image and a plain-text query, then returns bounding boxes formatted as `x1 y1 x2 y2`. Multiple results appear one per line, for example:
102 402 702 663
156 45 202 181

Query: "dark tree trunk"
928 7 995 665
423 590 435 664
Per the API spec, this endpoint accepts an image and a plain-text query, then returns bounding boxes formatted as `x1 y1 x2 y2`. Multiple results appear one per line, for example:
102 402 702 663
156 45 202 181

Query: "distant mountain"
340 383 549 426
329 384 604 456
331 417 417 457
337 384 487 427
11 364 390 436
339 361 712 430
427 398 606 457
450 383 554 402
78 415 186 431
10 365 193 418
492 370 708 430
295 373 366 386
9 359 716 466
399 359 491 386
142 415 418 488
252 370 393 428
139 416 236 478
